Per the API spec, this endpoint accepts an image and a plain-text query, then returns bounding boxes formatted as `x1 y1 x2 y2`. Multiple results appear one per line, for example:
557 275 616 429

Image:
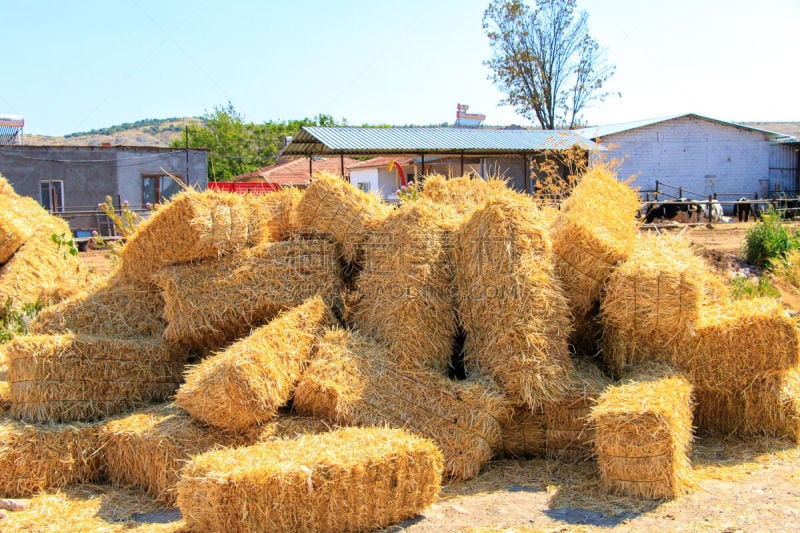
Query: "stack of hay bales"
175 297 335 430
177 426 443 533
294 327 509 482
590 363 694 500
453 193 574 408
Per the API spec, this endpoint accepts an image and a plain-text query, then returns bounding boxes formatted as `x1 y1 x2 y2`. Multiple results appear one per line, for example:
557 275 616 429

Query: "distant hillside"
744 121 800 139
25 117 205 147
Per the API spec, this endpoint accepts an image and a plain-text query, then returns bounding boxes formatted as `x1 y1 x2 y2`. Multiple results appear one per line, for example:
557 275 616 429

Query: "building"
0 145 208 235
576 114 798 206
233 156 362 188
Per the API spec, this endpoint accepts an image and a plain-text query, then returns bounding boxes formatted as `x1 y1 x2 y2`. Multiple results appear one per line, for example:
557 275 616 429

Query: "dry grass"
0 173 14 195
153 239 342 352
421 174 511 221
174 297 335 431
496 403 546 459
245 187 303 245
7 334 187 423
177 426 443 533
0 193 38 264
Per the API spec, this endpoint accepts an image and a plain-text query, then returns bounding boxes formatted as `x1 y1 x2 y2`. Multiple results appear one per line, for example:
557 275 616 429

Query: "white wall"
594 116 772 201
349 167 402 200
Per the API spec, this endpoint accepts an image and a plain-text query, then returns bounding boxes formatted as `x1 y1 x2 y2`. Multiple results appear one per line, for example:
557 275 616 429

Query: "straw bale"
542 358 611 462
177 426 443 533
590 362 694 500
175 297 335 431
694 365 800 441
678 297 799 389
294 328 508 481
245 187 303 245
118 189 250 283
421 174 512 220
453 193 574 407
0 173 13 195
294 171 391 263
30 274 165 339
153 239 342 352
551 166 640 320
0 353 8 414
496 403 546 459
0 214 88 315
7 333 187 423
352 200 459 372
102 403 333 506
0 193 39 264
601 232 724 375
0 418 104 497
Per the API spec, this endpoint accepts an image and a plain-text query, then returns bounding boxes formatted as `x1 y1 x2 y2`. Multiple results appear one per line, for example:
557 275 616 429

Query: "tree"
483 0 614 129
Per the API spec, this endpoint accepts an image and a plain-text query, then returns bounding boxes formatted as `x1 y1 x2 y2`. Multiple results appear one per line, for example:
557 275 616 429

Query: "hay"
679 297 799 389
245 187 303 245
601 232 724 375
0 352 8 415
7 333 187 423
0 418 104 497
0 193 39 264
177 426 443 533
542 358 611 462
0 173 14 195
421 174 511 220
294 328 508 481
551 166 640 320
118 190 250 283
0 212 88 315
496 403 546 459
590 362 694 500
153 239 342 352
30 274 165 339
294 171 391 263
175 297 335 431
453 193 574 407
352 200 459 372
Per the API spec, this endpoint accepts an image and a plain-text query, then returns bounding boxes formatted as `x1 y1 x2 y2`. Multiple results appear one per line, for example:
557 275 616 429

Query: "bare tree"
483 0 615 129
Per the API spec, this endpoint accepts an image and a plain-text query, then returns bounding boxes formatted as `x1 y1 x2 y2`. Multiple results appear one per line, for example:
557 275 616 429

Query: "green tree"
483 0 614 129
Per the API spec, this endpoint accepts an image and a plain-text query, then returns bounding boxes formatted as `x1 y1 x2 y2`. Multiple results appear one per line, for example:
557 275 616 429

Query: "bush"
742 209 799 268
728 276 780 300
0 299 41 343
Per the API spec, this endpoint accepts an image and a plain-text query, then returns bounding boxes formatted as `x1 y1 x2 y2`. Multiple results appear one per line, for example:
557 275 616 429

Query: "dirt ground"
63 221 800 533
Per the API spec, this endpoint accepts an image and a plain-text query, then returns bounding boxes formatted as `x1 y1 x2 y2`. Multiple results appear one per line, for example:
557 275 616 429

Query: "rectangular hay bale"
0 194 39 264
496 403 546 459
176 426 443 533
245 187 303 245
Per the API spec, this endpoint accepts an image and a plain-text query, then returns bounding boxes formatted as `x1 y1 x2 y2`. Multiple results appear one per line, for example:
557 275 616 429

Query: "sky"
4 0 799 136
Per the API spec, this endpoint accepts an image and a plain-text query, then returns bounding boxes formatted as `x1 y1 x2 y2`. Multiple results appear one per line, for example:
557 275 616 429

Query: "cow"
643 198 702 224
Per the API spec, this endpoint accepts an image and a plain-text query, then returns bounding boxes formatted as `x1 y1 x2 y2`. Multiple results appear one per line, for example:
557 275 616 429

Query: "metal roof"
576 113 794 141
281 127 598 156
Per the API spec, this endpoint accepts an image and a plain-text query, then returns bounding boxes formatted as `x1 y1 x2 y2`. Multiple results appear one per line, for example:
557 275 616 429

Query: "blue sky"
4 0 799 136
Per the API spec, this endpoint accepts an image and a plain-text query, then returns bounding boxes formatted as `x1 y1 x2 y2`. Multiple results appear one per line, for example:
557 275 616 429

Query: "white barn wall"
594 116 773 203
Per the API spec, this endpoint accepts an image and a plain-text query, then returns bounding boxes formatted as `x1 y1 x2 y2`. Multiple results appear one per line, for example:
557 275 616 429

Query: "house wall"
769 144 799 194
349 167 407 200
593 116 772 205
482 156 527 192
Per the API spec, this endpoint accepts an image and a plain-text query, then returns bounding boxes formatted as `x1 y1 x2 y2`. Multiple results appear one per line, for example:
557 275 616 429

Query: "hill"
743 121 800 139
24 117 204 147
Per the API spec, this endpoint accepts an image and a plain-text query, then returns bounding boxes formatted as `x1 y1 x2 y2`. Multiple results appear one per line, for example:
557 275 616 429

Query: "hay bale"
0 193 39 264
601 233 724 375
352 201 458 372
0 351 8 415
245 187 303 245
294 328 508 481
175 297 335 431
421 174 510 219
590 362 694 500
294 172 391 263
177 426 443 533
118 190 250 283
542 358 611 462
0 418 104 497
153 239 342 352
679 297 799 389
0 173 14 195
102 403 333 506
30 274 165 339
496 403 546 459
0 214 88 315
7 333 187 423
453 193 574 407
551 166 640 320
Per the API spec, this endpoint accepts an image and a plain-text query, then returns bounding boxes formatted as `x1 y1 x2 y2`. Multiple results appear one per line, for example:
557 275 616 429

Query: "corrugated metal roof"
281 127 598 156
576 113 794 141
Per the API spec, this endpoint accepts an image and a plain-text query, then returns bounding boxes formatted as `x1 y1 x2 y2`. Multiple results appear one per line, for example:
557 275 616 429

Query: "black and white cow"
644 198 702 224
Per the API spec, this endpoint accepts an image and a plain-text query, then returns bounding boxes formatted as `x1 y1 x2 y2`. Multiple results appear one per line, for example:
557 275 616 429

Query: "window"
39 180 64 213
357 182 371 193
142 174 182 205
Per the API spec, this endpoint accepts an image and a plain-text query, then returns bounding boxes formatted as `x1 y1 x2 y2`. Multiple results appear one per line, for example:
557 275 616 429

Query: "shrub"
728 276 780 300
742 209 799 268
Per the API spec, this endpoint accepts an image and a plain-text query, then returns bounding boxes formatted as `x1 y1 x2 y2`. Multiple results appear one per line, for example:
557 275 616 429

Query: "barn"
577 113 798 210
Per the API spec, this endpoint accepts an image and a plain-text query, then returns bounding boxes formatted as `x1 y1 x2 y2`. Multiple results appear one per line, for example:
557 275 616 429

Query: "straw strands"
177 426 443 533
7 334 187 423
245 187 303 245
294 328 509 481
590 362 694 500
118 190 250 283
0 419 104 497
0 193 38 264
175 297 335 431
496 404 546 459
352 200 458 372
421 174 511 220
0 173 13 195
453 193 574 407
551 166 640 320
153 239 342 352
294 172 391 263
